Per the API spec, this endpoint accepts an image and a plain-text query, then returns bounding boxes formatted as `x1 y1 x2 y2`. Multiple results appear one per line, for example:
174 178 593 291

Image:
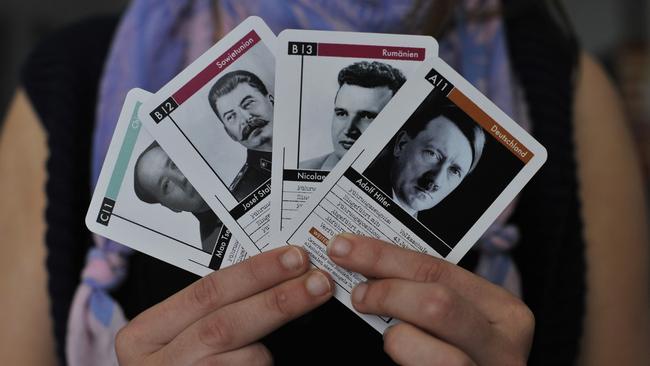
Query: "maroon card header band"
172 30 261 105
317 42 425 61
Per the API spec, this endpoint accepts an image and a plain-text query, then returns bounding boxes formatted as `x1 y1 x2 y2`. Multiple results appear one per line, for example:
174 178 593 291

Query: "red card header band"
172 30 261 105
317 42 425 61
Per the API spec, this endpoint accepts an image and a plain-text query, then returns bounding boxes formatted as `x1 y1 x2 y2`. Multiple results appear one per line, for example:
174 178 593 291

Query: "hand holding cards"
86 16 545 337
279 57 545 331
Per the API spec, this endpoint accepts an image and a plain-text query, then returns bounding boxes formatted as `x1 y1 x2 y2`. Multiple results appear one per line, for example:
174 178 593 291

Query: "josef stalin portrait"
134 142 222 253
300 61 406 170
365 103 486 218
208 70 273 201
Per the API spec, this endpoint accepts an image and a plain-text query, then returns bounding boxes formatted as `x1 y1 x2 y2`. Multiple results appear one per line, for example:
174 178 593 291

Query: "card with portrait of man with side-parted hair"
269 29 439 244
279 57 547 334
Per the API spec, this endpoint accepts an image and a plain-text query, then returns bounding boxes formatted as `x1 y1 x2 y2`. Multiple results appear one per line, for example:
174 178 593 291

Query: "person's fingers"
122 246 309 349
161 269 333 364
351 278 502 364
327 233 513 313
192 343 273 366
383 323 477 366
329 234 534 361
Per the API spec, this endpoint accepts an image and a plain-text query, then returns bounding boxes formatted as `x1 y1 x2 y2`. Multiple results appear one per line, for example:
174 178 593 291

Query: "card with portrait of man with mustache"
280 58 547 332
208 69 274 202
360 72 541 248
139 17 277 254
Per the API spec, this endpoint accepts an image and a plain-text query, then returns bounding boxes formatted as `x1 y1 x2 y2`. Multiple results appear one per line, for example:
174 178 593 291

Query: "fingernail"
352 282 368 304
280 247 303 270
305 271 331 296
327 235 351 257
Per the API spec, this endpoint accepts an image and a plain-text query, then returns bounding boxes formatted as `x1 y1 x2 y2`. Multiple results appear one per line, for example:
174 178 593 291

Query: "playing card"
280 57 547 332
270 29 439 241
139 16 277 254
86 89 248 276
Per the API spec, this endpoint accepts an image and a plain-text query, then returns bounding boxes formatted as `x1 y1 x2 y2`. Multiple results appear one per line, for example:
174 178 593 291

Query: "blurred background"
1 0 649 176
566 0 650 178
0 0 127 122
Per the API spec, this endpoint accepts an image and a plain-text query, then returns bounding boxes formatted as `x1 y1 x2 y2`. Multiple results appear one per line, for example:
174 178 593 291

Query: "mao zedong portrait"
208 70 274 201
365 103 485 218
300 61 406 170
134 142 222 253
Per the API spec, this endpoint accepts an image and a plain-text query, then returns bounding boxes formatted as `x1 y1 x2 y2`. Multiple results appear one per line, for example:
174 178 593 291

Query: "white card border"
86 88 216 276
270 29 439 244
138 17 277 255
280 57 547 332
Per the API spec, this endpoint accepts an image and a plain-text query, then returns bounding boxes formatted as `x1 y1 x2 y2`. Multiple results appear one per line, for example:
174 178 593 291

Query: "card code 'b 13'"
270 29 439 245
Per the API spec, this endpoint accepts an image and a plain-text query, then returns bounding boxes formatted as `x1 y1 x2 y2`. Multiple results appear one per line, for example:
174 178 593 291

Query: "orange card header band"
448 88 532 164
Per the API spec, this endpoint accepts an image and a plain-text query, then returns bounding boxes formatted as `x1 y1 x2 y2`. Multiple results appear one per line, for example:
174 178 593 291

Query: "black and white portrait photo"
133 141 223 253
167 42 275 203
298 60 406 170
207 70 274 200
365 102 485 217
364 92 525 244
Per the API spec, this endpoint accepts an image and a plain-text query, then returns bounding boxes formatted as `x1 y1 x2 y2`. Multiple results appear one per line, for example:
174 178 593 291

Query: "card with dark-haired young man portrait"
280 58 547 333
270 29 438 241
86 89 249 276
140 17 277 254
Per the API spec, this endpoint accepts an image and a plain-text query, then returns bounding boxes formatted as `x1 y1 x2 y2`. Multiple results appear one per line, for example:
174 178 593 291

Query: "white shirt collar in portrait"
392 188 418 218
